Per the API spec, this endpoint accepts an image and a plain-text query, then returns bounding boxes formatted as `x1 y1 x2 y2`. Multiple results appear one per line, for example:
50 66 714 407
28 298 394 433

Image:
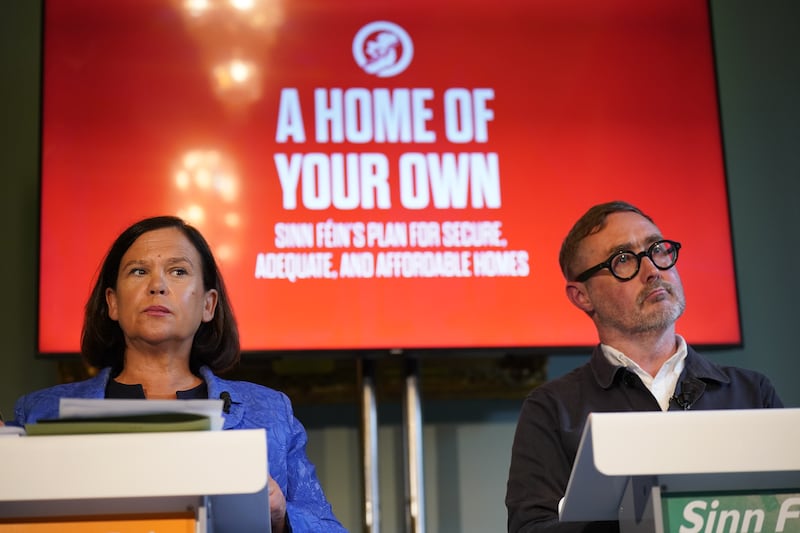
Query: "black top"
105 379 208 400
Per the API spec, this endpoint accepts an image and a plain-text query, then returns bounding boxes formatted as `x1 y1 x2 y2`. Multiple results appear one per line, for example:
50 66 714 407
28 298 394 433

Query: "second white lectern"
559 409 800 533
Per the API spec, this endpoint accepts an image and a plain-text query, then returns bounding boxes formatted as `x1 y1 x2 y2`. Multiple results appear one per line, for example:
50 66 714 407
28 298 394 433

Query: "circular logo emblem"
352 21 414 78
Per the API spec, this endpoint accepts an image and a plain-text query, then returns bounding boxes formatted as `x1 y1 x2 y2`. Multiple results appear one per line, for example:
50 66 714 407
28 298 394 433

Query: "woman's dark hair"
81 216 240 373
558 200 654 281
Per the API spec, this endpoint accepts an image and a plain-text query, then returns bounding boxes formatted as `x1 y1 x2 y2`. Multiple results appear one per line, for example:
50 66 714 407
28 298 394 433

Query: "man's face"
569 211 686 337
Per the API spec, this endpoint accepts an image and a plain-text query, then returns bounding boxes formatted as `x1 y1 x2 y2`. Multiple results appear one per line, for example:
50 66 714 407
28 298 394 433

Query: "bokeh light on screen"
211 58 262 108
173 149 241 263
175 0 285 113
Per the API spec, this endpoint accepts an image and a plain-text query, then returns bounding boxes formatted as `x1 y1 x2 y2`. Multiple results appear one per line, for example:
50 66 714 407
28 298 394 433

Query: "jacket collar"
590 342 731 389
94 366 245 429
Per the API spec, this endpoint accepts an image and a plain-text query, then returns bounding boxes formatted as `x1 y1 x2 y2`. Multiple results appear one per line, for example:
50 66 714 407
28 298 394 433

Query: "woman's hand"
268 475 288 532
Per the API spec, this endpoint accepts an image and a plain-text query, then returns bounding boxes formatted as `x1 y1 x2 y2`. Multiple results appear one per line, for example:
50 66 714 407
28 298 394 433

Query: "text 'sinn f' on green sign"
663 492 800 533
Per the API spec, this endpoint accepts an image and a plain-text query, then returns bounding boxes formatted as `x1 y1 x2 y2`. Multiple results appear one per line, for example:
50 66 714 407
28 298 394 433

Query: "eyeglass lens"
611 240 678 279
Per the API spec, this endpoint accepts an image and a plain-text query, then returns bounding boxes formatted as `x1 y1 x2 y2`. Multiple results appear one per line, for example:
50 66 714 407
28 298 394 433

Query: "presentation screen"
38 0 740 355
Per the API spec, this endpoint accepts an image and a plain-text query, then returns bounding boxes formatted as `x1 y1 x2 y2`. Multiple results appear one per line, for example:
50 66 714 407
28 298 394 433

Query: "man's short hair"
558 200 654 281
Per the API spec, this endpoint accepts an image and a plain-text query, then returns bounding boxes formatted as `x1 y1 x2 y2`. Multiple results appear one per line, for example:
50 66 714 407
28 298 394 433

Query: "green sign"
663 492 800 533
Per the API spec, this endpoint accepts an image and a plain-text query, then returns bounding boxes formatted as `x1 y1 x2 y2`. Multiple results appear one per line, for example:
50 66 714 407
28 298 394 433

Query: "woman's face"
105 227 218 354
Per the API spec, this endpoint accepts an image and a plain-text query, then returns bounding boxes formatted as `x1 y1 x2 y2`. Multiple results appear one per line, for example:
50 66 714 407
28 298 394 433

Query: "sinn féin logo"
352 21 414 78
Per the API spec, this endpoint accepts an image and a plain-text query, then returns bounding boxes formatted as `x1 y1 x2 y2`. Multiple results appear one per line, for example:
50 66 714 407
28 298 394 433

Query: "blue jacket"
11 366 347 532
505 345 783 533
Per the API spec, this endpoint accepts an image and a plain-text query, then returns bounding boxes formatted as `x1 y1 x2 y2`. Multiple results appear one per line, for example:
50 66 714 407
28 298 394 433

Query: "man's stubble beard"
594 280 687 336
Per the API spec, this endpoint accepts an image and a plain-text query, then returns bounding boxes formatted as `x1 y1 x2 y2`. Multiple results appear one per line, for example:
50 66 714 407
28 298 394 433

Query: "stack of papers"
0 425 25 437
23 398 225 436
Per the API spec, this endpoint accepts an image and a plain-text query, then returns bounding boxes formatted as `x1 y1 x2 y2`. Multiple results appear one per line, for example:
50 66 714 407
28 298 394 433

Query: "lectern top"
559 409 800 522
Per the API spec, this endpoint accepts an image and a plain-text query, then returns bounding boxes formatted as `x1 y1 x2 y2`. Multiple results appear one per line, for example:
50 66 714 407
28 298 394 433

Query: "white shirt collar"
601 335 688 410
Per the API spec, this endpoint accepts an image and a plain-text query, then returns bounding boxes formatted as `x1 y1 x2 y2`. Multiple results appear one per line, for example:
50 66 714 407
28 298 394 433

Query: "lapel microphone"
671 377 704 410
220 391 232 414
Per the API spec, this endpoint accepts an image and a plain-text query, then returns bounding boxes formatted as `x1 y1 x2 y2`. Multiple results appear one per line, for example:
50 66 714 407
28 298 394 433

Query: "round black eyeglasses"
574 240 681 282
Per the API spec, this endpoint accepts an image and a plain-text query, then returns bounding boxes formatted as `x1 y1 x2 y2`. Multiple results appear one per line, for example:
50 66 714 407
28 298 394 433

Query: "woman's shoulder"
223 378 287 399
201 370 301 432
202 369 290 405
22 370 109 400
13 370 109 423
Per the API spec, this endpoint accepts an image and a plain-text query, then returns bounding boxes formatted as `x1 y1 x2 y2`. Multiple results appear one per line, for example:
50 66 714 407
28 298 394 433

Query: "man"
505 201 783 533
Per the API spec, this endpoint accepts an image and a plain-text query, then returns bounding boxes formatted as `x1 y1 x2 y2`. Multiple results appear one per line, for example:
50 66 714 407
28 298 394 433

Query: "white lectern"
560 409 800 533
0 429 270 532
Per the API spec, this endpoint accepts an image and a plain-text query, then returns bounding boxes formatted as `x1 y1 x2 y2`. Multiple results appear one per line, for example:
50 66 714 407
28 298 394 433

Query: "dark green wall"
702 0 799 405
2 1 798 420
0 0 57 421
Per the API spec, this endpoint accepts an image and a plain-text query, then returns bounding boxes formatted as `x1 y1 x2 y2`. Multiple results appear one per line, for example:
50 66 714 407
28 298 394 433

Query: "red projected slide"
38 0 739 354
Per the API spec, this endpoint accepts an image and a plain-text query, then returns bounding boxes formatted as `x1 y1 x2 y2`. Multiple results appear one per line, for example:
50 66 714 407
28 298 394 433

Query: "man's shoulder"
529 359 596 397
685 345 772 383
685 346 783 408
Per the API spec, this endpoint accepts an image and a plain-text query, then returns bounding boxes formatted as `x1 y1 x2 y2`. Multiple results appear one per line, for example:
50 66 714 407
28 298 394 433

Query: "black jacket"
505 344 783 533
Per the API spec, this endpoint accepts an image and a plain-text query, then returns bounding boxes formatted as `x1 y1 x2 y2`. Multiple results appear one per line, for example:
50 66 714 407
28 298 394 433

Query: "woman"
10 216 346 532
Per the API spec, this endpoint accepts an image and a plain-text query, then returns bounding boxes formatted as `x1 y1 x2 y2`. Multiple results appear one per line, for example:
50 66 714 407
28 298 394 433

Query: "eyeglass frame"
573 239 682 282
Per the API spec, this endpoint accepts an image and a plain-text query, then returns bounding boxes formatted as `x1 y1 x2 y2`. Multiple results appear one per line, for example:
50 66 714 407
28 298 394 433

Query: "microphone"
220 391 232 414
622 371 636 387
671 377 704 410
